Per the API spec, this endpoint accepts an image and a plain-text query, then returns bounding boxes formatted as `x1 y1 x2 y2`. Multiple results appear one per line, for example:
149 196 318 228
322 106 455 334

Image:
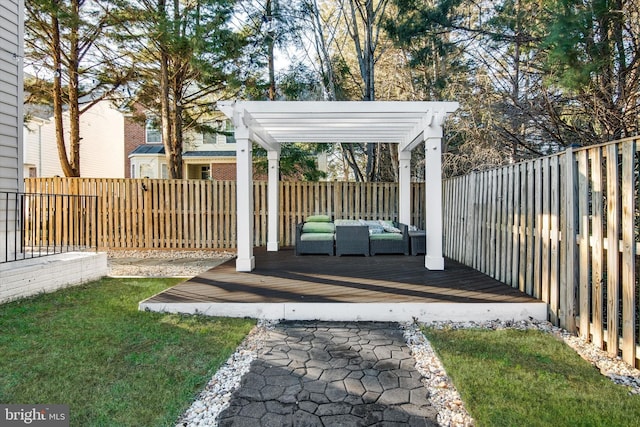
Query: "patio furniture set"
295 215 426 256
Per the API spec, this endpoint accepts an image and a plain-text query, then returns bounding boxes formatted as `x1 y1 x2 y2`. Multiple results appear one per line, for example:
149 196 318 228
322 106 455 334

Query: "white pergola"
219 101 459 272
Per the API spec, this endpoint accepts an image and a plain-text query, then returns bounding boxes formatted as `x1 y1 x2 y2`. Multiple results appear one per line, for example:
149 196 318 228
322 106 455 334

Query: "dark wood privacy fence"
443 137 639 367
24 178 426 250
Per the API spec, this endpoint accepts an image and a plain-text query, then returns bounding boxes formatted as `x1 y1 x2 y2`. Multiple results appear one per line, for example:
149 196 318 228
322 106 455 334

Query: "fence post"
577 150 590 339
562 147 577 332
621 140 636 366
465 172 477 266
606 143 620 356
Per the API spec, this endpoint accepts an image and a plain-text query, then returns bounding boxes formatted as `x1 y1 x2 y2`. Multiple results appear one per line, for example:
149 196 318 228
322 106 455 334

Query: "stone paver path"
217 321 438 427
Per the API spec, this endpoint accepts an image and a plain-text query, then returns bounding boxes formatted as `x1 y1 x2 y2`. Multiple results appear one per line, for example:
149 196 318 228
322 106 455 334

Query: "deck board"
145 248 539 304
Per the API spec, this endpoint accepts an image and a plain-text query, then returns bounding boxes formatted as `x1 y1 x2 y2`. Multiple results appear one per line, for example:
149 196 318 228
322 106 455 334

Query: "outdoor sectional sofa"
335 219 409 256
295 216 410 256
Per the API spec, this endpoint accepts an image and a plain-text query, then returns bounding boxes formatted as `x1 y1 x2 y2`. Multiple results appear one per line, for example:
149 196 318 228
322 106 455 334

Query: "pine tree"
25 0 134 177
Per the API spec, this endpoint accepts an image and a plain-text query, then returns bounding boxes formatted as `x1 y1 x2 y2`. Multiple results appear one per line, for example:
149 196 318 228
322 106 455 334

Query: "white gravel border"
175 320 277 427
402 322 474 427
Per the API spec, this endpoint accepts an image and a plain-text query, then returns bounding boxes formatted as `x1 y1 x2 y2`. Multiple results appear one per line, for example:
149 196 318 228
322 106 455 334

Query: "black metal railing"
1 192 99 263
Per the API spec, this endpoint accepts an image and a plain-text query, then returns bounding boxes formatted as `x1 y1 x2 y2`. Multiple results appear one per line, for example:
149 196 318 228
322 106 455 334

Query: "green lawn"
424 327 640 427
0 278 256 426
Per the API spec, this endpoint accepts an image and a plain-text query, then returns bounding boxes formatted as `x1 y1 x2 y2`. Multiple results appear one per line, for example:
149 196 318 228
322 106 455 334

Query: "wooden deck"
140 248 546 322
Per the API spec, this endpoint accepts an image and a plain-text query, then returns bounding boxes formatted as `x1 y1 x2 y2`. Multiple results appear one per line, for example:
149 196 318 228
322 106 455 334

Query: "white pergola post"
267 149 280 251
398 148 412 225
235 123 255 272
424 130 444 270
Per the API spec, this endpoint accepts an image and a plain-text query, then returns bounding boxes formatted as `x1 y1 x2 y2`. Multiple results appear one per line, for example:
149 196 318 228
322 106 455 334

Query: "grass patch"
0 278 256 426
424 328 640 427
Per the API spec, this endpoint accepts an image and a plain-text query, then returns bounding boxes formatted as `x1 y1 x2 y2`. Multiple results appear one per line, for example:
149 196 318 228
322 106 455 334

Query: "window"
201 166 211 180
140 164 153 178
203 131 217 145
202 119 235 144
224 120 236 144
146 119 162 143
130 164 135 178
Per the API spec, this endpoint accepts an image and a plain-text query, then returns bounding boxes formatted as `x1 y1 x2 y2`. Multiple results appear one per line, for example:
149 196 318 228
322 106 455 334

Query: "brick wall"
211 162 236 180
123 109 147 178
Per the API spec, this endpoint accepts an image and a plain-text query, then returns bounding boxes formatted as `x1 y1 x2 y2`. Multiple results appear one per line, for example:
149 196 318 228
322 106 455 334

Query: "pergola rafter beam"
218 101 459 146
399 105 458 153
242 109 280 152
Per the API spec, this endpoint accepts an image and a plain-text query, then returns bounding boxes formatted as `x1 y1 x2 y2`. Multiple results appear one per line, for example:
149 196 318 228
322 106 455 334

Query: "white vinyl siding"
23 100 126 178
0 0 23 260
0 0 22 193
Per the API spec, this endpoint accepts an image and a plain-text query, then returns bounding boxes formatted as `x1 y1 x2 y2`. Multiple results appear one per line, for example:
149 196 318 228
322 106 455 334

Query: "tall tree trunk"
310 0 337 101
510 0 522 163
364 0 376 181
51 1 75 177
266 0 276 100
364 0 375 102
67 0 81 176
170 96 183 178
344 0 386 181
158 0 176 178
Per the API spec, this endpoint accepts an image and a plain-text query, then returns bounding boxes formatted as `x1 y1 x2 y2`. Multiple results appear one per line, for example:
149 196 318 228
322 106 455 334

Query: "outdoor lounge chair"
335 225 370 256
369 222 410 255
295 222 335 256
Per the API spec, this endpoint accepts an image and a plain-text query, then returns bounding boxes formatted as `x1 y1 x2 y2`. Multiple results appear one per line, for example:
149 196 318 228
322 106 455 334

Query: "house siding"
0 0 22 192
77 101 125 177
127 111 241 180
23 100 125 178
0 0 23 260
23 119 63 177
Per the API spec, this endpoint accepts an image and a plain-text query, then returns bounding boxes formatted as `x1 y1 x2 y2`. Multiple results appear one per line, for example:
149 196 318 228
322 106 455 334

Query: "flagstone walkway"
216 321 438 427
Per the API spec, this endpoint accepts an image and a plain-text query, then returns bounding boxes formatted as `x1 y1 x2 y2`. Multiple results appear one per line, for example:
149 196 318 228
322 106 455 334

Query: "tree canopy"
24 0 640 179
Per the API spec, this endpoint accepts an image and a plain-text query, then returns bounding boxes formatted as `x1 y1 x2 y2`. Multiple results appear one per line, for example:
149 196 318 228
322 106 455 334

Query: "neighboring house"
127 112 329 181
23 99 126 178
127 115 238 180
23 99 240 180
23 99 327 181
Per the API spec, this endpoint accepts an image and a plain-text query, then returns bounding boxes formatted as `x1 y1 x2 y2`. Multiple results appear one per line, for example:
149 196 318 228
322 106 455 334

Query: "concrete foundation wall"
0 252 108 304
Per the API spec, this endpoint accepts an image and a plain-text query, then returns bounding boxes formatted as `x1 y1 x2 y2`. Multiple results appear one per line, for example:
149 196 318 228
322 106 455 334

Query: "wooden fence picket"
591 147 605 349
